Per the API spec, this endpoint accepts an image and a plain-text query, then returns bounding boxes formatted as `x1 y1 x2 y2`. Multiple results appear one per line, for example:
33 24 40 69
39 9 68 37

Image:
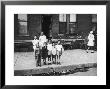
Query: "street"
14 49 97 76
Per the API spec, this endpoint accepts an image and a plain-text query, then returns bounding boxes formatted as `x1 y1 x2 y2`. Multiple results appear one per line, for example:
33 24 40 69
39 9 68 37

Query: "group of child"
32 35 64 67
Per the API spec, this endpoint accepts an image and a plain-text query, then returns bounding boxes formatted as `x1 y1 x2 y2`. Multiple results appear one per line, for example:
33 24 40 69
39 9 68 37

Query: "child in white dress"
86 31 95 53
47 40 52 64
32 36 39 53
32 36 39 63
56 41 64 65
52 42 57 64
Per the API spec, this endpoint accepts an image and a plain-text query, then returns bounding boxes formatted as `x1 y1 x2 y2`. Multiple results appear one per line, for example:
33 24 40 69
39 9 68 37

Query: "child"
47 40 52 65
52 42 57 64
56 40 64 65
86 31 95 53
35 47 41 67
32 36 39 57
42 42 48 65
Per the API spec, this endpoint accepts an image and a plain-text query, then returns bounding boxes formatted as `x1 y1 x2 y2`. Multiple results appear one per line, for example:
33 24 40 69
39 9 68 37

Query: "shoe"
91 51 94 53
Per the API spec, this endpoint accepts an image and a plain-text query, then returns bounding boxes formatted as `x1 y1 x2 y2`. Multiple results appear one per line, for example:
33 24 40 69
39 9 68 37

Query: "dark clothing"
35 48 42 67
42 46 48 64
52 55 56 63
42 46 48 59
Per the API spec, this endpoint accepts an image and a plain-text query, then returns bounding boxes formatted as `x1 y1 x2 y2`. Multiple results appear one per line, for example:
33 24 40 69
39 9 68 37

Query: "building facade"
14 14 97 41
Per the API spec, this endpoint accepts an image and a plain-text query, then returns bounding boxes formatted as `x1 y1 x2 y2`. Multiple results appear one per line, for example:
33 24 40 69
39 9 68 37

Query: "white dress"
56 44 64 55
87 34 94 46
32 39 39 50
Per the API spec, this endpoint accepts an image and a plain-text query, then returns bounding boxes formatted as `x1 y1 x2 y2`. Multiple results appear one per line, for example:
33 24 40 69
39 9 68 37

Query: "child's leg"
86 46 90 53
52 55 54 63
56 54 59 64
54 55 56 64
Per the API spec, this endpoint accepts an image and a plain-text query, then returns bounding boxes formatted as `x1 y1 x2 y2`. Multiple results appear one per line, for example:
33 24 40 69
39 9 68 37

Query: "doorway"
42 15 52 39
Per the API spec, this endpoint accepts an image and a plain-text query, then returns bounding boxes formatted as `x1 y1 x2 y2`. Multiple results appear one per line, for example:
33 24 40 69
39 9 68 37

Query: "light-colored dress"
47 43 52 55
87 33 94 46
32 39 39 50
56 44 63 55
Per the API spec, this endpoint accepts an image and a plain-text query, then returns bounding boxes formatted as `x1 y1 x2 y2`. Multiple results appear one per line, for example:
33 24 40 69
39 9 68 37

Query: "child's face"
34 36 37 39
58 41 60 44
52 43 55 46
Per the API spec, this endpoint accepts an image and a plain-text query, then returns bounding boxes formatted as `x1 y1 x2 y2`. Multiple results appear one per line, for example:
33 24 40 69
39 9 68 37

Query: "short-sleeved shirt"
56 44 63 51
47 44 52 51
39 35 47 43
52 46 57 55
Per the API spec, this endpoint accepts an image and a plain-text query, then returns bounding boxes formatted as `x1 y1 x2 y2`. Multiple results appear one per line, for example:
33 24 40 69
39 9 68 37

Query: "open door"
42 15 52 39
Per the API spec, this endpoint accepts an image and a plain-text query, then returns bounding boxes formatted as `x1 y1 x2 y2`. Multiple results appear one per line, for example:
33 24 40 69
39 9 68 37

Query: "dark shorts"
52 55 56 58
57 51 62 56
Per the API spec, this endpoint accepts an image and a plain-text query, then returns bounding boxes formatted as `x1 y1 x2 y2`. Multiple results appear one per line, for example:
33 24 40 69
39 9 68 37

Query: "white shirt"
56 44 63 51
52 46 57 55
39 35 47 43
47 44 52 51
32 39 39 46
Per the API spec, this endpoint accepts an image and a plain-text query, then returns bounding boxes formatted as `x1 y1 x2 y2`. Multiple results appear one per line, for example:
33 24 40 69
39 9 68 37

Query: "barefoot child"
56 40 64 65
52 42 57 64
42 42 48 65
47 40 52 64
32 36 39 56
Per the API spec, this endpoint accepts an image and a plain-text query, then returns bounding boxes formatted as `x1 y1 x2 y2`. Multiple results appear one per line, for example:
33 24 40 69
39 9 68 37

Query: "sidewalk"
14 49 97 76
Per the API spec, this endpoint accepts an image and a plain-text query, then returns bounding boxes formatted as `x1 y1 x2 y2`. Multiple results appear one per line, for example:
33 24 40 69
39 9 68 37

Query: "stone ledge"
14 63 97 76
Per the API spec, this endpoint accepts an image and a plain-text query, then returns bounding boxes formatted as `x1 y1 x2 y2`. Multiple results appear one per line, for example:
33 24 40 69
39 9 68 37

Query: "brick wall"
14 14 92 40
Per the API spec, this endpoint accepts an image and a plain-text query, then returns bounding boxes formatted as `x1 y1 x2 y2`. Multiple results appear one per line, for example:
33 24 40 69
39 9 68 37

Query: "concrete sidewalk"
14 49 97 70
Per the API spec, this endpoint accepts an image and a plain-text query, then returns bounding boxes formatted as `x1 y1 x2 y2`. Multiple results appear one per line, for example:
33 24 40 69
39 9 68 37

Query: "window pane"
18 14 27 21
92 14 97 22
70 14 76 22
18 22 27 35
59 14 66 22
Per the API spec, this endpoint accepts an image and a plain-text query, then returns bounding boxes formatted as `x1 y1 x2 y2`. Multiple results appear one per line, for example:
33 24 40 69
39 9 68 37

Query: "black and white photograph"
4 4 106 85
14 14 97 76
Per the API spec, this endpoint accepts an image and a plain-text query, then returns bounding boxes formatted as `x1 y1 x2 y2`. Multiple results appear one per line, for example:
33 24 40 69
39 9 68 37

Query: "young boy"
47 40 52 65
42 42 48 65
52 42 57 64
56 40 64 65
35 47 42 67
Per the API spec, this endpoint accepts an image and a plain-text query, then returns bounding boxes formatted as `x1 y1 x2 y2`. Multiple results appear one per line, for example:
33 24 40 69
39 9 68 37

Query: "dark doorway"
42 15 52 39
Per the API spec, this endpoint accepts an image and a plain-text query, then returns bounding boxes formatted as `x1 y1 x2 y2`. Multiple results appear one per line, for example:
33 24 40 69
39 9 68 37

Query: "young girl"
47 40 52 64
52 42 57 64
56 40 64 65
86 31 95 53
32 36 39 55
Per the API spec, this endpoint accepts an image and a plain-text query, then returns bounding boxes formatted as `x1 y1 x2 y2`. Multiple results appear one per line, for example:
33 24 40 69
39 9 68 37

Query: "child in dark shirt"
42 42 48 65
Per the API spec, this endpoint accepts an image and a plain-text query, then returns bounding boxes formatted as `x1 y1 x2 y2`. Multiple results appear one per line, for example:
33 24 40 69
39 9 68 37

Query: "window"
59 14 66 22
69 14 77 34
92 14 97 32
92 14 97 23
70 14 76 22
59 14 67 34
17 14 28 36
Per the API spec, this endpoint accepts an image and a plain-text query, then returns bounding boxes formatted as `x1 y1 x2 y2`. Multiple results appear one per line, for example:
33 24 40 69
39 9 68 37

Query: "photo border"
1 0 109 88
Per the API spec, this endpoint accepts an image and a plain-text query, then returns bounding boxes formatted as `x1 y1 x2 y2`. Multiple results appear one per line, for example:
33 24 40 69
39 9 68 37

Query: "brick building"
14 14 97 51
14 14 97 40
